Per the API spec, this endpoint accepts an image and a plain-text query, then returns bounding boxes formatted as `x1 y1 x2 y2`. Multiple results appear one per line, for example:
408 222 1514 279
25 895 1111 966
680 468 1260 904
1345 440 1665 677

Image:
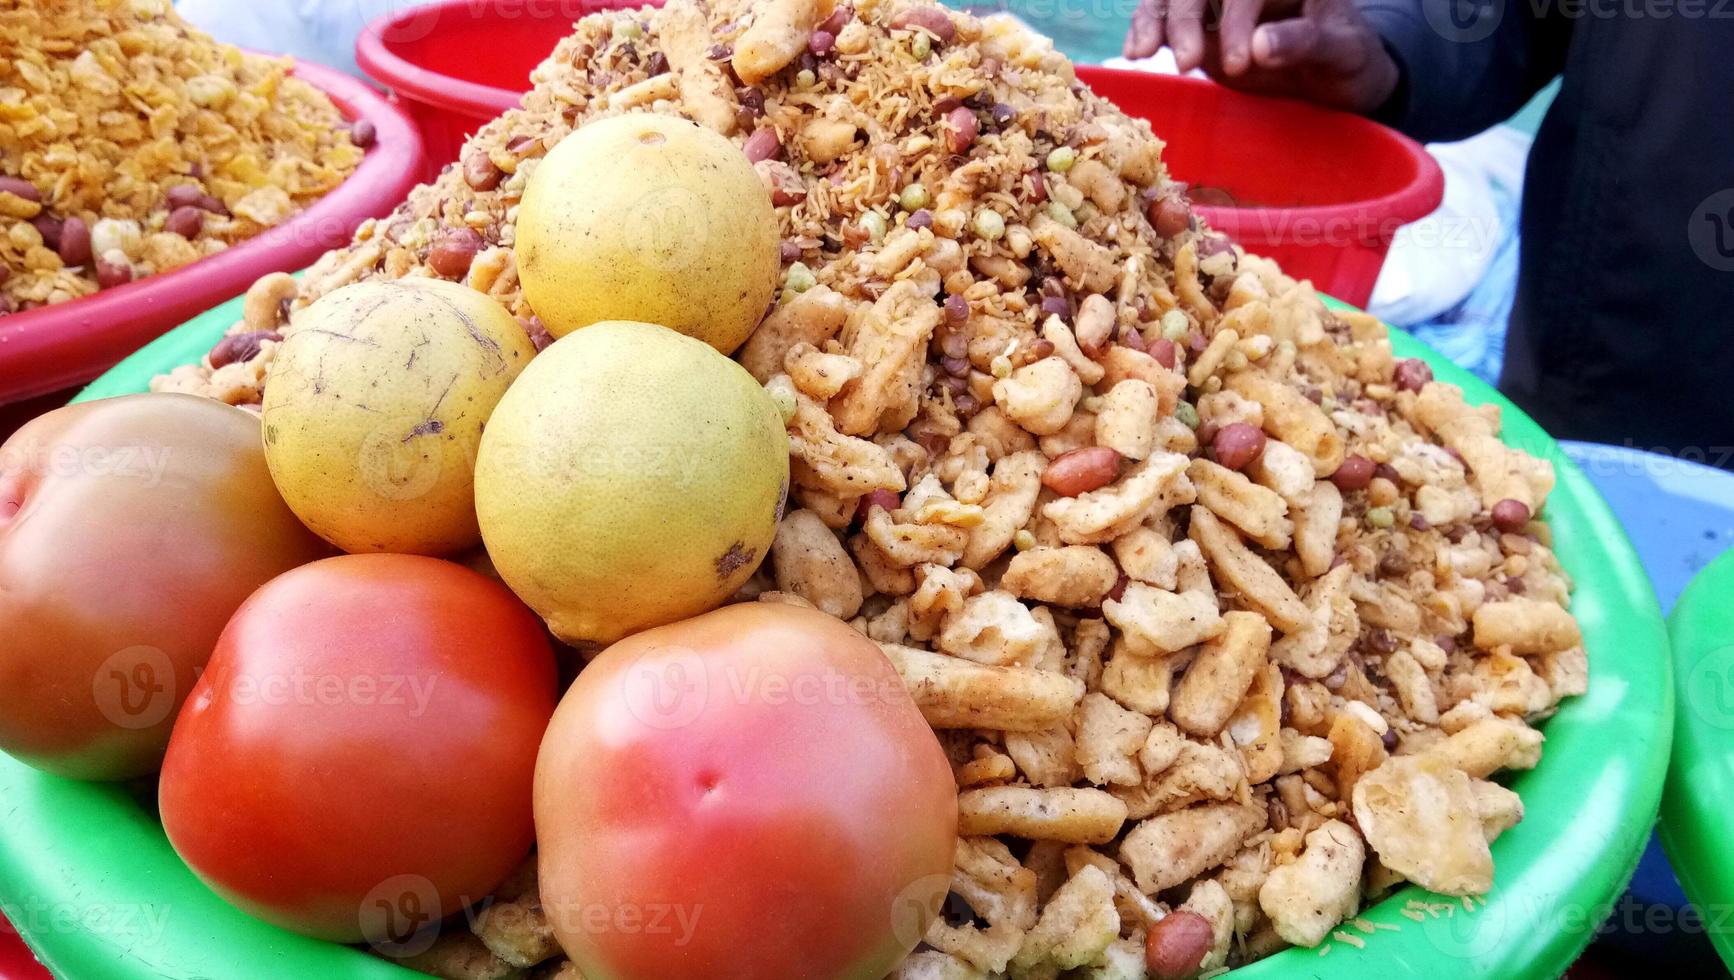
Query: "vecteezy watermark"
618 645 917 730
1405 888 1734 960
92 645 177 731
1 897 173 946
1420 0 1508 43
1567 440 1734 476
624 183 714 275
1688 188 1734 272
1421 0 1734 43
361 874 444 958
888 873 954 951
957 0 1146 21
541 898 705 947
480 439 723 490
223 668 439 717
1530 0 1734 18
0 442 173 487
1683 644 1734 731
372 0 626 44
358 416 451 504
620 645 710 730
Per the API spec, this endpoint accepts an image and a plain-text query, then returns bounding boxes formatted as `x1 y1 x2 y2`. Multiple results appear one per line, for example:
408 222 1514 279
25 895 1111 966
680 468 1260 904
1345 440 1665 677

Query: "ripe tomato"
0 394 328 780
535 603 957 980
159 554 557 944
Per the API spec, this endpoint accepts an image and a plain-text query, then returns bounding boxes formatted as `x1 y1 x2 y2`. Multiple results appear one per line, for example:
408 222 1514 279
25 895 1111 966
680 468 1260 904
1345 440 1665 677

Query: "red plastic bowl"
0 914 48 980
1076 67 1443 306
356 0 648 174
0 59 424 405
352 11 1435 305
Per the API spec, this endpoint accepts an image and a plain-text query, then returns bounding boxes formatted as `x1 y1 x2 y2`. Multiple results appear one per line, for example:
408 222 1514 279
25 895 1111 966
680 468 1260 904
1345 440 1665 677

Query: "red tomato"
159 554 556 944
534 603 958 980
0 394 328 780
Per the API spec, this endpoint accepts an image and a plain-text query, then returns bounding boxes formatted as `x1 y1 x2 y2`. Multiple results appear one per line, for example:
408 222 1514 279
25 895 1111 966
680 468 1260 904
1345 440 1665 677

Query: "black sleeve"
1355 0 1573 142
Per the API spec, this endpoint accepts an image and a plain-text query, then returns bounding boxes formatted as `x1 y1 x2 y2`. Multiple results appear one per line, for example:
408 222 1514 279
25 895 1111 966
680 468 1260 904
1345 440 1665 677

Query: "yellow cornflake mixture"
152 0 1585 976
0 0 362 312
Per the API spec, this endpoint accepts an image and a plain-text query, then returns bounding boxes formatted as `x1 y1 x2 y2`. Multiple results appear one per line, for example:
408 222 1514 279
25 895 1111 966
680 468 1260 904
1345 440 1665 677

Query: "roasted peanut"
428 228 483 279
1394 358 1433 393
1145 910 1213 979
1211 422 1266 471
208 329 280 369
1491 498 1532 533
1331 454 1375 492
1042 447 1122 497
1147 193 1191 239
94 252 133 289
57 217 92 267
463 150 503 191
0 176 42 203
888 5 955 42
743 127 782 163
165 206 205 239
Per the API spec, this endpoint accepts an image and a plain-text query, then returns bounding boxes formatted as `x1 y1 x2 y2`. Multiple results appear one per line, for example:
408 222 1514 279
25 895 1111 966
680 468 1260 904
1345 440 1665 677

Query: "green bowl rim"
0 290 1673 979
1658 546 1734 969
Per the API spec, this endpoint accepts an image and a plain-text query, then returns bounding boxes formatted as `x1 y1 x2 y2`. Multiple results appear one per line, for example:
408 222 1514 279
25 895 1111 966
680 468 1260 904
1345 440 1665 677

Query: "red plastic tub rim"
356 0 656 122
351 27 1440 256
1074 67 1445 249
0 57 425 404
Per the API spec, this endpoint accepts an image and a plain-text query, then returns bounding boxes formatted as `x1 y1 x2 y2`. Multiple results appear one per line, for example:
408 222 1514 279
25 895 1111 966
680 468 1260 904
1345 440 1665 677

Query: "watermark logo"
1415 894 1511 959
224 668 439 717
1688 189 1734 272
1684 644 1734 730
619 645 710 730
889 873 953 950
624 184 713 275
92 646 175 730
1423 0 1507 42
2 897 172 945
359 416 448 503
0 443 173 488
361 874 442 957
543 898 704 945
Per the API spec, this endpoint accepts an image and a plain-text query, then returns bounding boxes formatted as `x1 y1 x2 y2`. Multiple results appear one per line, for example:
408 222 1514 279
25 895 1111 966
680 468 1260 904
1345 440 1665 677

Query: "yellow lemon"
515 114 779 354
261 279 534 555
474 320 789 645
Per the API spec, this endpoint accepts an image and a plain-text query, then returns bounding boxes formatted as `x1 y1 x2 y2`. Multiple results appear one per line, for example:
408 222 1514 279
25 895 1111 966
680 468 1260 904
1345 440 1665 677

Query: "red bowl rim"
356 0 648 121
0 57 425 404
355 0 522 121
1074 66 1445 243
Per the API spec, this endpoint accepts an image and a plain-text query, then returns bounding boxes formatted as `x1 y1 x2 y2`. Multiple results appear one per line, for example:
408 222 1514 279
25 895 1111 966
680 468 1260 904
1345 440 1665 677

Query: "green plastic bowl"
1659 545 1734 969
0 293 1673 979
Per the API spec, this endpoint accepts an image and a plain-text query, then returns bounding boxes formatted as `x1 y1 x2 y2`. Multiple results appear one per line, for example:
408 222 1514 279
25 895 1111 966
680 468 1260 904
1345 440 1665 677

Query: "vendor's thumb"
1251 17 1372 72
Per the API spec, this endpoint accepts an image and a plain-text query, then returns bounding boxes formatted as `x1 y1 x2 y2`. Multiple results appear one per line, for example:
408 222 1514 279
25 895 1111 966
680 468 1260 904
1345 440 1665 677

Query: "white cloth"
1366 124 1530 325
1102 54 1532 329
174 0 411 78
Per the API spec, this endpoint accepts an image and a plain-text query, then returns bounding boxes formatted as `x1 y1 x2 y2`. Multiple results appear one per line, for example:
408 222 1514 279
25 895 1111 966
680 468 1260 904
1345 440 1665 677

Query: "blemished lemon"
474 320 789 646
261 279 534 556
514 114 779 355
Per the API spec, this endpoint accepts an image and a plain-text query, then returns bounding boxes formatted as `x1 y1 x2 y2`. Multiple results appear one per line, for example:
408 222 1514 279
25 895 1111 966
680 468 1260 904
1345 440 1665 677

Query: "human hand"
1122 0 1400 115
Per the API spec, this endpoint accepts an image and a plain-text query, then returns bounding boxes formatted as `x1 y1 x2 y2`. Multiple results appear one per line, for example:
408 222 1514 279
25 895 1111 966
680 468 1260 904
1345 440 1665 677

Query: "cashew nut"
242 272 299 331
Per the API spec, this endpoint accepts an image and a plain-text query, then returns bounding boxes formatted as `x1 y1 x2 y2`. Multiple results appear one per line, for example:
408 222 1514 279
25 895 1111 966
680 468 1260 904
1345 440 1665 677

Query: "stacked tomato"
0 394 957 978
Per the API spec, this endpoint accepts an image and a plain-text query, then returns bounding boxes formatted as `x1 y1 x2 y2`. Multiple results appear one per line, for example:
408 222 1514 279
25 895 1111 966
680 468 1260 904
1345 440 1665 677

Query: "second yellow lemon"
474 320 789 646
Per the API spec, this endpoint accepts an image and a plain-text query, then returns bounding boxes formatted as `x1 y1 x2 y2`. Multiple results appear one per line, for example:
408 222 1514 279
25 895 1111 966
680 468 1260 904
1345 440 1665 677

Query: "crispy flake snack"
150 0 1585 973
0 0 359 309
1352 754 1495 896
